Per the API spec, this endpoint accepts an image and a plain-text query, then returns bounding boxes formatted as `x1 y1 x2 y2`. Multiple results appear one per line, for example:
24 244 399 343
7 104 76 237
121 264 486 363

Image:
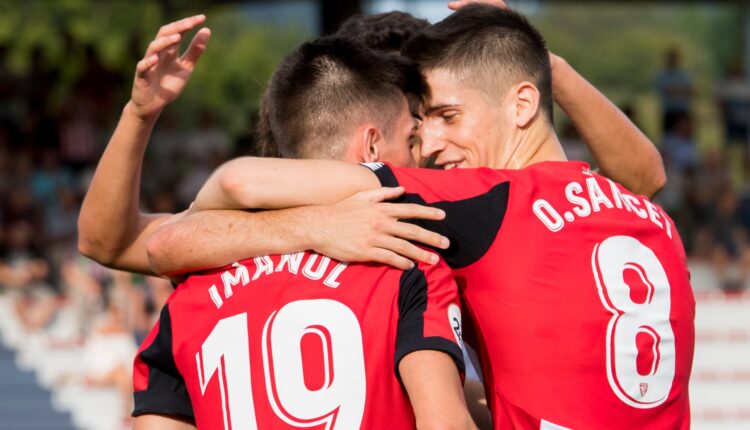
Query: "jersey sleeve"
394 258 465 381
367 163 510 268
132 303 194 423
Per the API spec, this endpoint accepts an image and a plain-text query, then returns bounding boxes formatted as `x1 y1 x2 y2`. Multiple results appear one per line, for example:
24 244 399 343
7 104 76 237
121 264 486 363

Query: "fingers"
373 235 440 266
136 54 159 75
382 202 446 221
156 14 206 39
136 34 182 77
368 248 416 271
143 33 182 59
350 187 405 203
388 221 450 250
181 27 211 67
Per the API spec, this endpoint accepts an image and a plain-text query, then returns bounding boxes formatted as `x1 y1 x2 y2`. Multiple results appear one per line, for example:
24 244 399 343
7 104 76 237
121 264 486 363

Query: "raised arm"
550 53 666 197
77 15 210 273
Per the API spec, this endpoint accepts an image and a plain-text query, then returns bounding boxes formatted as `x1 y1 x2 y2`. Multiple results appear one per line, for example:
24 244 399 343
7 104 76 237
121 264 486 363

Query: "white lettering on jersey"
221 262 250 298
532 176 673 238
206 253 350 308
361 162 385 171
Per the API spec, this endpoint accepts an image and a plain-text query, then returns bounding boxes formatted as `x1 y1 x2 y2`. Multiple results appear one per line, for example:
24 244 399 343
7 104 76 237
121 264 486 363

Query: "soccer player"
131 36 475 429
189 5 695 429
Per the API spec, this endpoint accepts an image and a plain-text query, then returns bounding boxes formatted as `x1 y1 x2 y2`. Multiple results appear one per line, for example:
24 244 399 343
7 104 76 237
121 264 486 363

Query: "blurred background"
0 0 748 429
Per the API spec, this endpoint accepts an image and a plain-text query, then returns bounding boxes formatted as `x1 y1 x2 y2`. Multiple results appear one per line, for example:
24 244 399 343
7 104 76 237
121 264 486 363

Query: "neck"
494 121 566 170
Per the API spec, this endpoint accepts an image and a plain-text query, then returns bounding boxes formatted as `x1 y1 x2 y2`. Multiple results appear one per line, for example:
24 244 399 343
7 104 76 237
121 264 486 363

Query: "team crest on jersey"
640 383 648 397
361 162 385 172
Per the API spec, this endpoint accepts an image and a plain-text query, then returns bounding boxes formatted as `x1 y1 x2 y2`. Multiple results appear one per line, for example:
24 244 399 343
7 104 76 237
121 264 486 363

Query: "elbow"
77 219 117 266
642 153 667 198
145 226 171 276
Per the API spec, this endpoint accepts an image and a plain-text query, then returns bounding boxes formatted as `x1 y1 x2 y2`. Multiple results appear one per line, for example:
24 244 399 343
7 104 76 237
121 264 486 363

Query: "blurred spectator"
58 98 100 171
662 113 699 176
656 47 693 132
717 59 750 150
710 185 750 292
31 149 75 207
0 220 57 332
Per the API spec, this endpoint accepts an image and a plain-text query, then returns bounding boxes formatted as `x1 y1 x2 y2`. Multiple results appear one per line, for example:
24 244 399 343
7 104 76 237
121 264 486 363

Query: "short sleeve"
394 259 465 381
132 304 195 423
370 163 510 268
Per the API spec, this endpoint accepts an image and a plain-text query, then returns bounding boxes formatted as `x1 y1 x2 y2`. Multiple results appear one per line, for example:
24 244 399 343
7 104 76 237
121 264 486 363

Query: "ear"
514 82 540 128
360 124 383 163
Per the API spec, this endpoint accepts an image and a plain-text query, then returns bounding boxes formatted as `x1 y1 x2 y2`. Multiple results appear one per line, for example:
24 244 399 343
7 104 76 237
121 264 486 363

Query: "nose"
419 123 446 159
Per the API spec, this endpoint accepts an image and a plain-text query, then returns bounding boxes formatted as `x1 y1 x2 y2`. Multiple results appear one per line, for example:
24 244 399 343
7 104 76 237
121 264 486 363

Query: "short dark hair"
404 4 553 122
252 88 279 157
336 11 429 53
265 36 427 159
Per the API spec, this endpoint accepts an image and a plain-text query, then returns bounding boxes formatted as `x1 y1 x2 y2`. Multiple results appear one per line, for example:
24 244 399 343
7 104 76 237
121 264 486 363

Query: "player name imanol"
531 176 673 238
207 253 348 310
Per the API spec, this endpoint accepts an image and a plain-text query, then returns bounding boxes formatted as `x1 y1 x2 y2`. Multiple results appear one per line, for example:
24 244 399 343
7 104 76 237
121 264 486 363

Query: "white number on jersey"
592 235 676 408
196 299 367 429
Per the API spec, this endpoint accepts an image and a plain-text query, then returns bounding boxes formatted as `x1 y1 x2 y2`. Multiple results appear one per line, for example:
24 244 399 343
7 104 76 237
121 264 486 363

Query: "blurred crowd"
1 34 749 423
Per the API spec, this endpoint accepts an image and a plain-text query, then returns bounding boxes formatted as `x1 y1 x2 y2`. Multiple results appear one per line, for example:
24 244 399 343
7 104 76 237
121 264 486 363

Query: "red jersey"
132 251 464 429
368 161 695 430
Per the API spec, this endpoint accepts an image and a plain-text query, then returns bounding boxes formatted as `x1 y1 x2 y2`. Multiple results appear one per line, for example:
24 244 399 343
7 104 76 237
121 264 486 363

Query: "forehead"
423 68 493 110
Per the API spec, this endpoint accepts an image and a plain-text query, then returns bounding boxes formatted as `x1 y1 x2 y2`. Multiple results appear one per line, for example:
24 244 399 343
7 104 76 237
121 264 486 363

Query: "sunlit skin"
418 68 566 170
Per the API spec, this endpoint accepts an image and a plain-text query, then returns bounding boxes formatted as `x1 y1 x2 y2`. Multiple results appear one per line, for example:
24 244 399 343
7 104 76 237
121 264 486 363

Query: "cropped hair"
265 36 427 159
336 11 429 53
403 4 553 122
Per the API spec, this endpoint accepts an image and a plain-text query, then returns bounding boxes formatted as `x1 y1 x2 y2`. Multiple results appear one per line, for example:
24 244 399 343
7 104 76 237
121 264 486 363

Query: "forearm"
194 157 380 211
147 208 321 276
78 102 163 272
551 54 666 197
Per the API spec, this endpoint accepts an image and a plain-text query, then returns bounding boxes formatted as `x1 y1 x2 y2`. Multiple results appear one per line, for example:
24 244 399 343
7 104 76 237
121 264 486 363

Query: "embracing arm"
193 157 383 210
150 187 448 275
550 54 666 198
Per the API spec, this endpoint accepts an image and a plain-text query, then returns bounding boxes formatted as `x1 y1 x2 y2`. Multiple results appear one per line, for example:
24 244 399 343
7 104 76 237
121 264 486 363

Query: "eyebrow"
423 104 460 116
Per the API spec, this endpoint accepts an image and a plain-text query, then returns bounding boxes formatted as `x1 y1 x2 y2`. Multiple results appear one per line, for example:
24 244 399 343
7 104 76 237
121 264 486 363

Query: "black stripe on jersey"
394 266 465 382
132 304 195 423
374 165 509 269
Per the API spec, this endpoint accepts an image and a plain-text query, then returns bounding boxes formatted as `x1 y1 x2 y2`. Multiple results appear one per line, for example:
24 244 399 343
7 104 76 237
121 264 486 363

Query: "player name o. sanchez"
207 253 348 310
531 176 672 238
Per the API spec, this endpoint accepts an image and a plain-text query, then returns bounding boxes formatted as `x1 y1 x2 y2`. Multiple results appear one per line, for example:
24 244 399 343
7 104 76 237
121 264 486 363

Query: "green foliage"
1 0 308 136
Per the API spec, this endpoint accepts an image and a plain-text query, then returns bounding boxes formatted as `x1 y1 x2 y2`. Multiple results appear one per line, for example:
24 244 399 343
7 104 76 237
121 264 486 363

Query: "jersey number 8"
592 235 676 408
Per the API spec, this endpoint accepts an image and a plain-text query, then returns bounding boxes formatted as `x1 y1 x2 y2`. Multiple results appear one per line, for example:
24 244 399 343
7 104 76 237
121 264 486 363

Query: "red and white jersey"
369 161 695 430
132 252 464 429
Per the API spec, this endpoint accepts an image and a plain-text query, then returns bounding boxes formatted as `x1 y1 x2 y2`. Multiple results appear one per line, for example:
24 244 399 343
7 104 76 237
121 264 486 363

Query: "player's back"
371 161 695 430
133 251 463 429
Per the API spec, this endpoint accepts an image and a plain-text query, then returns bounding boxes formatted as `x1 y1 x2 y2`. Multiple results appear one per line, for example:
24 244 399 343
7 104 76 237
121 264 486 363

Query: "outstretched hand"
131 15 211 121
308 187 450 271
448 0 509 10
